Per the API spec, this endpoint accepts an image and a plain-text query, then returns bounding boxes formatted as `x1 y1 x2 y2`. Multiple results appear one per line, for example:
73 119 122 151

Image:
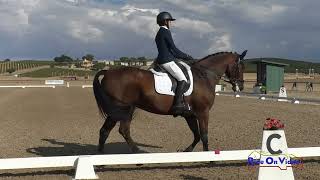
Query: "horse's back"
101 67 154 104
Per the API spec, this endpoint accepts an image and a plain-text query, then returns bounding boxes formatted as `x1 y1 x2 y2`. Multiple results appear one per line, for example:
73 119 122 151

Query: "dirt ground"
0 87 319 180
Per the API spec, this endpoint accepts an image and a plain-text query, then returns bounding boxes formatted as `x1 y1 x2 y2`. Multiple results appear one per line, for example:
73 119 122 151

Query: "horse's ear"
239 50 248 61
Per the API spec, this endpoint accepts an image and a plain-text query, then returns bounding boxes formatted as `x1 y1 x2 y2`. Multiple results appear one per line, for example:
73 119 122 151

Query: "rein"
182 52 243 91
192 64 222 80
187 54 241 82
191 63 230 90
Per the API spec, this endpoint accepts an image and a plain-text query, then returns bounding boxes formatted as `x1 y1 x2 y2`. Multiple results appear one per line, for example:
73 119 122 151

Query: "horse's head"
225 50 247 92
193 50 247 92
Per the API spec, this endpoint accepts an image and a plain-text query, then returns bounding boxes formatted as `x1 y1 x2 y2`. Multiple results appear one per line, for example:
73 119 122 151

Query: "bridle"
190 58 243 90
226 61 244 87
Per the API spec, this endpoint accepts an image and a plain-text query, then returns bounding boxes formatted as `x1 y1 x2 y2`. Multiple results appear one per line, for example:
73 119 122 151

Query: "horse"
93 50 247 153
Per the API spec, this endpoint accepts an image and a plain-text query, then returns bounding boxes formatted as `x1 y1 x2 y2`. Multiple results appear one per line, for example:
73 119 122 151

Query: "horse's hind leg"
198 111 209 151
119 119 139 153
182 115 200 152
98 117 117 153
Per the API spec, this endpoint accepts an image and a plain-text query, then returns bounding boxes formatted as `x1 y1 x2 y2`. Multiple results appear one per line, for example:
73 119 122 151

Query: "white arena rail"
0 85 56 88
0 147 320 179
82 85 93 88
217 91 320 105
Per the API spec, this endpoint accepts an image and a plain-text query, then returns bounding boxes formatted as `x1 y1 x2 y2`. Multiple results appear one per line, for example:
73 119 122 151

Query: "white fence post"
74 156 98 180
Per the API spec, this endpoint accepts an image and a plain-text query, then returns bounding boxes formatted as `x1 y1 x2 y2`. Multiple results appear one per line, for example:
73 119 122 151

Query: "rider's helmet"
157 12 176 26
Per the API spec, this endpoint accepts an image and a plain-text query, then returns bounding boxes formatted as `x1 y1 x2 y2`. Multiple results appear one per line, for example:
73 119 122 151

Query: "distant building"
103 60 115 65
120 62 129 66
101 59 154 67
249 59 289 93
81 58 93 69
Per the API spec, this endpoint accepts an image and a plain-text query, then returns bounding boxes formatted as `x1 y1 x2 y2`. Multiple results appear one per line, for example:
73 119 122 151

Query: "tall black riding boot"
172 80 187 116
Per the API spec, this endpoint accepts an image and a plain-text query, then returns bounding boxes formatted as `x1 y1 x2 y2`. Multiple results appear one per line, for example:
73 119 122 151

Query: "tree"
83 54 94 61
6 68 16 74
53 54 73 63
130 57 137 61
138 56 146 61
75 62 82 68
120 57 129 62
92 62 106 71
4 58 10 62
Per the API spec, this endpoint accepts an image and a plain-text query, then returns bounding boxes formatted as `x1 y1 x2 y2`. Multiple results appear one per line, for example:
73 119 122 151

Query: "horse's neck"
197 57 229 77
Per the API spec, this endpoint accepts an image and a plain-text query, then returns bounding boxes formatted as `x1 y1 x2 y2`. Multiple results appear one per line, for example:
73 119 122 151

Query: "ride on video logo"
247 131 304 171
247 150 304 170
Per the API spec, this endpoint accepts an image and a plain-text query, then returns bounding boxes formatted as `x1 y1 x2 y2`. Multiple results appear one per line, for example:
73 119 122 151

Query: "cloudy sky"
0 0 319 62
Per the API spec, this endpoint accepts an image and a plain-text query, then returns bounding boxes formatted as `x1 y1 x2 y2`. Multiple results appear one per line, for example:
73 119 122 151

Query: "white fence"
0 84 93 89
217 92 320 105
0 147 320 179
82 85 93 88
45 80 64 85
0 85 56 88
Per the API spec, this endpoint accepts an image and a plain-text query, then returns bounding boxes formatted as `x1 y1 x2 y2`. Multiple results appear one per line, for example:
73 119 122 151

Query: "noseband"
227 61 244 86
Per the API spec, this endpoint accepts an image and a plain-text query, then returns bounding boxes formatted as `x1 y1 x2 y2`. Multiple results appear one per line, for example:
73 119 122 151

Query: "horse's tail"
93 70 109 119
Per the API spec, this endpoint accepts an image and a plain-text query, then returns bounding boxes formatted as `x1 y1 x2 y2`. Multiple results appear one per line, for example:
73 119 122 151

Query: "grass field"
0 61 53 74
20 67 97 77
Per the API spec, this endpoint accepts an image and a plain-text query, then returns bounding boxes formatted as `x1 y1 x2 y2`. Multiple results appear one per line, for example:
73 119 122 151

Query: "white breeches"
161 61 187 82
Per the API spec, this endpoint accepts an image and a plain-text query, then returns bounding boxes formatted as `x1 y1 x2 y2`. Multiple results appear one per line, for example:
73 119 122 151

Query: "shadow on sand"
26 138 162 156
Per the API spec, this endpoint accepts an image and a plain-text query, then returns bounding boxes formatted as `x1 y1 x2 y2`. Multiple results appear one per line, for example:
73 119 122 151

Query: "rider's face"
165 20 171 29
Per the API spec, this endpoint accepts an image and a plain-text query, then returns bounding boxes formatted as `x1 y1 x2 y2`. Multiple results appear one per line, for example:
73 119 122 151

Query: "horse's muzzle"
232 82 244 92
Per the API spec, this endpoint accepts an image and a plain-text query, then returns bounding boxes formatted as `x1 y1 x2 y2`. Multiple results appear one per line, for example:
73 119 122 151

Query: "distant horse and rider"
92 11 248 153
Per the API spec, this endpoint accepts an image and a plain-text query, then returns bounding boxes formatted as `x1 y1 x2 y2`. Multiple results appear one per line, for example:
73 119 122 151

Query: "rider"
155 11 194 116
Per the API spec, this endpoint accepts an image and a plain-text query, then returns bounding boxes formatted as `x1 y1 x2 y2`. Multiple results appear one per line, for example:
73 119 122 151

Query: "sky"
0 0 319 62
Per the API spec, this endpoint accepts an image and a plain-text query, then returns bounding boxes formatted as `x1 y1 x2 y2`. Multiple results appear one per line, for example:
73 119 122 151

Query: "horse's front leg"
182 115 200 152
197 111 209 151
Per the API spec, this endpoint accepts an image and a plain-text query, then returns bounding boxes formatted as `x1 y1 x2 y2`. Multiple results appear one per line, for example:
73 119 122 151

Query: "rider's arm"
165 30 193 60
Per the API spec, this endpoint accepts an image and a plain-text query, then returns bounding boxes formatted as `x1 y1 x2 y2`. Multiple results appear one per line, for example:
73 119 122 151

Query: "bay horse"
93 50 247 153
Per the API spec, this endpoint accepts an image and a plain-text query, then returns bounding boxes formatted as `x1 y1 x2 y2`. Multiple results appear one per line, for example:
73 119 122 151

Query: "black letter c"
266 134 282 154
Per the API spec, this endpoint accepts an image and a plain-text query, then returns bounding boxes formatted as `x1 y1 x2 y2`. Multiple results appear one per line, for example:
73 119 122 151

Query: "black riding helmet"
157 12 176 25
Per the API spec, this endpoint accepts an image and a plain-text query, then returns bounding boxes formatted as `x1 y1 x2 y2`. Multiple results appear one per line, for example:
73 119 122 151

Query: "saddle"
150 61 193 95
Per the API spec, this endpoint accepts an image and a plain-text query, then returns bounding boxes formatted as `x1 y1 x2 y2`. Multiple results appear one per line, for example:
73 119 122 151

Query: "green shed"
250 59 289 93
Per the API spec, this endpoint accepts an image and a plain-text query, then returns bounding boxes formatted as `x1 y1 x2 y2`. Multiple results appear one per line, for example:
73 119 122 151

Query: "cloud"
68 21 104 43
0 0 319 61
121 4 159 16
174 18 215 37
0 9 29 31
87 5 159 38
162 0 212 13
208 34 232 52
0 0 39 34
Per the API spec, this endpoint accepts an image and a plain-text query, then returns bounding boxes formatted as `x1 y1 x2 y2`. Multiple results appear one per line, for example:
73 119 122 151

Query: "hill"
0 60 53 74
20 67 95 78
244 58 320 73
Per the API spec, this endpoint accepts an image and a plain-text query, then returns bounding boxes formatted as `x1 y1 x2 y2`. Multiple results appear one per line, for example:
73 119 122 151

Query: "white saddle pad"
150 61 193 96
